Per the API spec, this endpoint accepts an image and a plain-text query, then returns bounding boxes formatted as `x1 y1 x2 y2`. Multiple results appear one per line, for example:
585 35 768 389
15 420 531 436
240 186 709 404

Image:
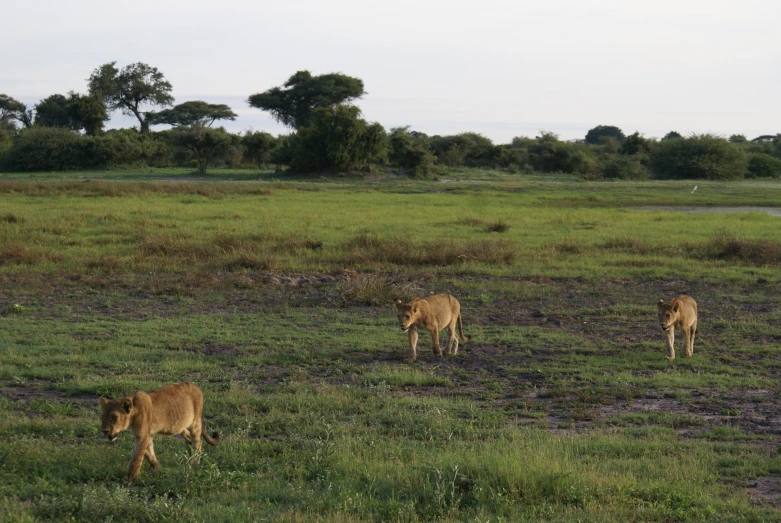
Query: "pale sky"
3 0 780 142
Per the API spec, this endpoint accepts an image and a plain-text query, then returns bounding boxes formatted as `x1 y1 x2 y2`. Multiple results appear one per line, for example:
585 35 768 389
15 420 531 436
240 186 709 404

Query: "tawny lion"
657 295 698 361
394 294 470 362
99 382 221 480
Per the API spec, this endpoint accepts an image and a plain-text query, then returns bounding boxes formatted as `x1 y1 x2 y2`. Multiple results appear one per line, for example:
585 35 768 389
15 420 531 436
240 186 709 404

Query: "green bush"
388 127 437 178
746 153 781 179
430 132 498 167
241 131 277 167
93 129 171 168
288 105 387 173
601 155 649 180
650 134 747 180
3 127 93 171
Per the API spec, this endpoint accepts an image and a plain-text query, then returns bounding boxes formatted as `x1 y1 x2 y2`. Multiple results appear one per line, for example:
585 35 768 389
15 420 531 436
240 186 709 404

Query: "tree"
662 131 682 140
247 70 365 129
173 127 235 174
651 134 747 180
34 92 108 135
287 105 386 173
151 101 237 128
241 131 277 166
620 132 655 156
34 94 74 128
388 127 436 178
729 134 747 143
0 94 32 128
585 125 626 145
88 62 174 133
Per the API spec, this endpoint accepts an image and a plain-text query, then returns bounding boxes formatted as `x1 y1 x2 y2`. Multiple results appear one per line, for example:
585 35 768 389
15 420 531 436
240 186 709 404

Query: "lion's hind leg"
145 439 161 470
446 320 458 355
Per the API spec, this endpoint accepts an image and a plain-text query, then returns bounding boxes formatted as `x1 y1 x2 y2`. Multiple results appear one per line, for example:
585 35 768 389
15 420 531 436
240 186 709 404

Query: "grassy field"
1 169 781 521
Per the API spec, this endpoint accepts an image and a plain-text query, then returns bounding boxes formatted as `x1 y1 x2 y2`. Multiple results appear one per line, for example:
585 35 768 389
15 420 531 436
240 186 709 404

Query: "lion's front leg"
665 328 675 361
408 327 419 362
145 439 161 470
126 436 152 480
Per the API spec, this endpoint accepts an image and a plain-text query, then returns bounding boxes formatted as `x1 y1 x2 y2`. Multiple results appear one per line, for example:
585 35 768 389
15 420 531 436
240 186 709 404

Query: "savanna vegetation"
2 64 780 179
1 171 781 521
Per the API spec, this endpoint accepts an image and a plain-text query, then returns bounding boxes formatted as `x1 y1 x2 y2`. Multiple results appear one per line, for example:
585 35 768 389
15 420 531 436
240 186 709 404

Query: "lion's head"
99 397 133 442
657 299 680 331
395 299 420 332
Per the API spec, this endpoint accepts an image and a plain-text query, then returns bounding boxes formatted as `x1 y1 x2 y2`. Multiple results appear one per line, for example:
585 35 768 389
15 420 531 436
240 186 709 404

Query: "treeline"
1 64 780 180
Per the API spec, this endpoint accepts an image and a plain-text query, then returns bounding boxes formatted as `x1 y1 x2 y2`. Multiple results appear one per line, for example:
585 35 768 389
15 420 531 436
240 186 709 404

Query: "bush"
242 131 277 167
430 132 498 167
388 127 437 178
3 127 93 171
288 105 387 173
93 129 171 168
585 125 625 145
746 153 781 179
650 134 747 180
601 155 649 180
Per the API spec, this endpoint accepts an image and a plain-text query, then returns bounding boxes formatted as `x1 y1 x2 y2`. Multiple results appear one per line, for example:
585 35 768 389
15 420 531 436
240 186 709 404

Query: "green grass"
1 171 781 520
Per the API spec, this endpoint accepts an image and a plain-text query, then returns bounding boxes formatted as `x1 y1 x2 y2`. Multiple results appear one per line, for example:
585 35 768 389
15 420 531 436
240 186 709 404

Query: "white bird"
691 186 698 193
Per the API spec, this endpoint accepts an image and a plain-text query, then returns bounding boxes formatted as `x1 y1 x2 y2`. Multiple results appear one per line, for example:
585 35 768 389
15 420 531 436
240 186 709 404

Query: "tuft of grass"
708 233 781 266
484 220 510 233
342 273 424 305
1 212 23 223
0 243 62 265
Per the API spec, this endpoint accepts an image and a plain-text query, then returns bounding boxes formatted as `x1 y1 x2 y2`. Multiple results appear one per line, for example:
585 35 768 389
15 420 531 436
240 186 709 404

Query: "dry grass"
1 212 23 223
709 234 781 266
0 181 274 197
344 233 517 266
342 273 425 305
0 243 62 265
484 220 510 233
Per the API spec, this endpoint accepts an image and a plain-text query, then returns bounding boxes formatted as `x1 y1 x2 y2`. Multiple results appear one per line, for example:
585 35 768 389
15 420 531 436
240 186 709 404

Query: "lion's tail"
457 314 470 342
202 432 222 446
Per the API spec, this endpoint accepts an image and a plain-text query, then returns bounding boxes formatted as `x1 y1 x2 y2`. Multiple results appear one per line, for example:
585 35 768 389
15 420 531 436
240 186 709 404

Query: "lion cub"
99 382 221 480
394 294 470 362
657 295 698 361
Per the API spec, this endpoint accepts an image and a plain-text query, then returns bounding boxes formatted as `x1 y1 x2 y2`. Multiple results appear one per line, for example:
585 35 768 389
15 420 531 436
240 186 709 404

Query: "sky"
3 0 780 143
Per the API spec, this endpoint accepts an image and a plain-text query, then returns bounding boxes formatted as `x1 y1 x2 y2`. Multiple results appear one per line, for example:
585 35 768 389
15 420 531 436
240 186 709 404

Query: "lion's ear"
394 299 403 309
657 299 665 306
99 397 109 409
672 303 679 313
412 306 418 314
121 399 133 413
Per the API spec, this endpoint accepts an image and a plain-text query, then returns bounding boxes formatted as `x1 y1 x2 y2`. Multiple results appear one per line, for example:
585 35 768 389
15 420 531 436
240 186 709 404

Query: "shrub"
650 134 747 180
241 131 277 167
601 155 649 180
746 153 781 179
4 127 93 171
430 132 498 167
585 125 626 145
388 127 437 178
289 105 387 173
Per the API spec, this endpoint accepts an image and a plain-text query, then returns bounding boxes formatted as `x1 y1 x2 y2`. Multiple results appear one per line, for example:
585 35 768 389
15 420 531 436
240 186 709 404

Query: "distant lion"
99 382 221 480
657 295 698 360
394 294 470 362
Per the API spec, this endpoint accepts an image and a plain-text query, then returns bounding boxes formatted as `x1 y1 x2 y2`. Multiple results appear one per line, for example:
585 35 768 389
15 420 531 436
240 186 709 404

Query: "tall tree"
151 101 237 128
585 125 626 145
34 92 108 135
0 94 32 128
247 70 365 129
88 62 174 133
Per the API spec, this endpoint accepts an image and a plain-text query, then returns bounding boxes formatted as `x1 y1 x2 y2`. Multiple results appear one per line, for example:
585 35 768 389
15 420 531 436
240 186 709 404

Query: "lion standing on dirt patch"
394 294 470 362
99 382 221 480
657 295 698 361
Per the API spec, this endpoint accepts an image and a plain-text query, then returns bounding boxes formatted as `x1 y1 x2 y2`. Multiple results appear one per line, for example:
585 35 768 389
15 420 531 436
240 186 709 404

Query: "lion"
657 295 698 361
394 294 470 362
99 382 221 480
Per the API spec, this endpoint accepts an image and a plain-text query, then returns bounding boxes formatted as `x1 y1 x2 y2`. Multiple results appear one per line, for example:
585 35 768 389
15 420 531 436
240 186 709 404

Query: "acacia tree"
173 127 235 174
88 62 173 133
247 70 365 129
151 101 237 128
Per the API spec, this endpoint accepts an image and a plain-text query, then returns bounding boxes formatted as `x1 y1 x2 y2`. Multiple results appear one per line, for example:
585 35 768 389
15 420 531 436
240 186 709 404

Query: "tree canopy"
34 92 108 136
585 125 626 145
88 62 174 133
247 71 365 129
151 101 237 128
0 94 32 128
